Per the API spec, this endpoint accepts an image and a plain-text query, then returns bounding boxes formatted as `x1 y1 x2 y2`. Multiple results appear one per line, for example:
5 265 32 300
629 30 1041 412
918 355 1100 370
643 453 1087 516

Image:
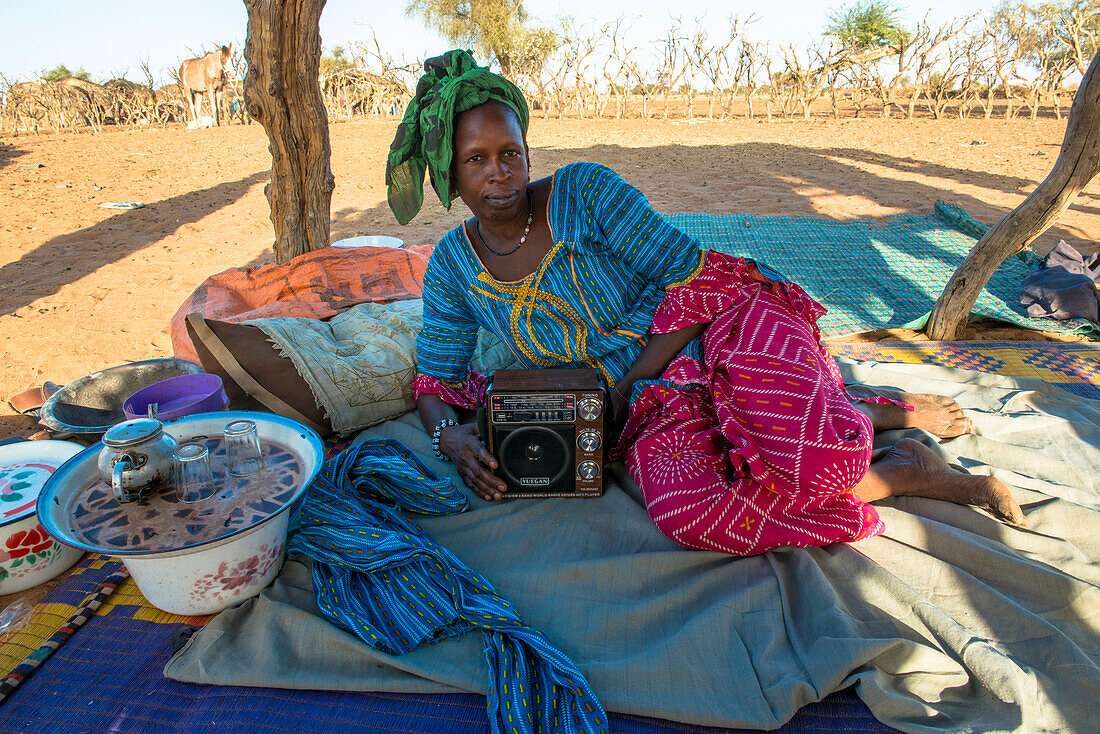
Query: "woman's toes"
872 439 1026 526
940 415 972 438
983 479 1028 526
908 394 973 438
849 387 976 439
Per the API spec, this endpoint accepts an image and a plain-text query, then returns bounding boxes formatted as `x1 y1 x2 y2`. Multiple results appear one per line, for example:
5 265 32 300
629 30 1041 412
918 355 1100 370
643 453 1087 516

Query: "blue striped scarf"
288 440 608 734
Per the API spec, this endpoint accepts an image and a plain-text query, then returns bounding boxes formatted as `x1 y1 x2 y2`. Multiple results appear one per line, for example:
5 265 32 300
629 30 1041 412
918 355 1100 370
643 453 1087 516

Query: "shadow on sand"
0 141 30 172
0 170 270 317
329 139 1095 252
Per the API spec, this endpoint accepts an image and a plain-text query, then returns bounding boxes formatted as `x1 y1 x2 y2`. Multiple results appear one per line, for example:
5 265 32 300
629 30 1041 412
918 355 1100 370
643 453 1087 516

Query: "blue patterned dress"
414 162 885 556
415 162 705 390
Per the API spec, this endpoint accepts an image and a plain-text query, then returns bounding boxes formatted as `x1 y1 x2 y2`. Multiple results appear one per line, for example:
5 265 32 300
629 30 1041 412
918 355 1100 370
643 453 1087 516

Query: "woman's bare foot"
847 385 972 438
854 438 1027 526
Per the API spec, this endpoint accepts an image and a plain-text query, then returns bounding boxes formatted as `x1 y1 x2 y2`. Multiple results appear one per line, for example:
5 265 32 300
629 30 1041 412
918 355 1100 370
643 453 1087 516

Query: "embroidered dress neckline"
463 172 559 285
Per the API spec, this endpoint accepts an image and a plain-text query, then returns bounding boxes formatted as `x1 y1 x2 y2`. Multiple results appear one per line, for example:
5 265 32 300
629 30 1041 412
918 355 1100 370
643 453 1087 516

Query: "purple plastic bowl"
123 373 229 421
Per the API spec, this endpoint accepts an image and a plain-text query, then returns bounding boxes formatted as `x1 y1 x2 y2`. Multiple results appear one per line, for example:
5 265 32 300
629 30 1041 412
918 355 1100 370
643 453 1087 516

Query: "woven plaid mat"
11 340 1094 732
4 343 1095 732
826 340 1100 400
670 202 1097 339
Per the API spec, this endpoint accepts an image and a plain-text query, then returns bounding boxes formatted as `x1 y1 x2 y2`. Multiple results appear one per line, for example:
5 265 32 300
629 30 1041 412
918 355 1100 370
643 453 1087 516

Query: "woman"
387 51 1026 556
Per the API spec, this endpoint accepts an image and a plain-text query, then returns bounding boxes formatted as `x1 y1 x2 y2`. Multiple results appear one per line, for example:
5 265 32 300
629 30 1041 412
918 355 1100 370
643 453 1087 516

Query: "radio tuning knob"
577 397 602 421
578 461 600 480
577 430 602 452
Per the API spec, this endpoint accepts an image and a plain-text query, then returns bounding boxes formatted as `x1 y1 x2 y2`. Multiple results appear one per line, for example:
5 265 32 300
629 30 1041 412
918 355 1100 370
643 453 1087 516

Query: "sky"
0 0 1002 86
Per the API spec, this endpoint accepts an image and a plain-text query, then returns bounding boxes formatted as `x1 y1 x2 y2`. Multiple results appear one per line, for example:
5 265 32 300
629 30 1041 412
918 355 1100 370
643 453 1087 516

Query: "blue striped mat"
669 202 1096 339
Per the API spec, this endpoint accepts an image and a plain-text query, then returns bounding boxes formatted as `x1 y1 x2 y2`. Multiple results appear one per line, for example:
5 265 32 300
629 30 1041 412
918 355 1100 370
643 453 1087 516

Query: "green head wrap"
385 49 530 225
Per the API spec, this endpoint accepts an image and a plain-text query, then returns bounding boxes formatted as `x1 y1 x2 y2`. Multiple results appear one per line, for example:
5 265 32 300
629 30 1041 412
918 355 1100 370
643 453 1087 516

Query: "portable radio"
477 368 607 498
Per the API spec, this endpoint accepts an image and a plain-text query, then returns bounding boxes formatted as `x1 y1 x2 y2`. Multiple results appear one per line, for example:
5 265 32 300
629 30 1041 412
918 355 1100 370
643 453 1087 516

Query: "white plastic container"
330 235 403 248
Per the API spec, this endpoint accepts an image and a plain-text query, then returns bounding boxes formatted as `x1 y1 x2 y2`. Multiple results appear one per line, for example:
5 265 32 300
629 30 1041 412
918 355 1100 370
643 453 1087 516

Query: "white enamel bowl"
0 440 86 595
38 412 323 615
331 235 403 248
121 511 292 615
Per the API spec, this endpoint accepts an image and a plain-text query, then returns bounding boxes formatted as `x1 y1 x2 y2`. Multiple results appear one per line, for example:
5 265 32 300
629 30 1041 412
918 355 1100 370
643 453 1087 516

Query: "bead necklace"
475 188 533 256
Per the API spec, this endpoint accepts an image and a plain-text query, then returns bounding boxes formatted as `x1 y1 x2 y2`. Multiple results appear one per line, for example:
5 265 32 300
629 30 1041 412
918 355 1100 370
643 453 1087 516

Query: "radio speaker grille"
496 425 575 493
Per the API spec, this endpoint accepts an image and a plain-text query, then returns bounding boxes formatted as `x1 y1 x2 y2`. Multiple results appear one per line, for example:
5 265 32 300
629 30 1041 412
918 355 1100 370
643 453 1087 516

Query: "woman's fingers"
475 442 498 471
470 471 506 501
455 433 506 500
437 422 508 500
462 462 506 501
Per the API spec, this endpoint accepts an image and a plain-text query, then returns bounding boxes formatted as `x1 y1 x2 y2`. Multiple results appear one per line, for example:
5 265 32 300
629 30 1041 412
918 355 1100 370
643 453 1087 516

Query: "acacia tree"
624 52 656 119
688 15 748 119
779 41 841 119
407 0 550 77
736 38 769 119
975 14 1014 119
560 18 605 118
602 17 635 119
825 0 909 52
989 3 1030 119
655 19 691 118
243 0 333 262
1055 0 1100 75
1021 2 1079 118
923 31 972 119
903 14 971 119
40 64 91 82
957 29 993 118
825 0 909 115
542 17 600 118
507 26 558 112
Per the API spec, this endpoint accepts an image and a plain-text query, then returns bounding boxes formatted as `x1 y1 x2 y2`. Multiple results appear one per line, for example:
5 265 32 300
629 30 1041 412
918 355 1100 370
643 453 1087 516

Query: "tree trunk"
243 0 334 263
925 51 1100 340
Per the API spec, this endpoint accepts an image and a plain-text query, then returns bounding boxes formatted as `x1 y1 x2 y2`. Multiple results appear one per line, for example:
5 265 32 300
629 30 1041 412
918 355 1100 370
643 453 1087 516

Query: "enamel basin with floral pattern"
37 412 323 615
1 440 85 595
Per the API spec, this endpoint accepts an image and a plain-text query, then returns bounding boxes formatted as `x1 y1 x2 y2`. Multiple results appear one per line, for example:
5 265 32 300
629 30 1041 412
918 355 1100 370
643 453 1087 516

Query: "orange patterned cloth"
170 245 433 362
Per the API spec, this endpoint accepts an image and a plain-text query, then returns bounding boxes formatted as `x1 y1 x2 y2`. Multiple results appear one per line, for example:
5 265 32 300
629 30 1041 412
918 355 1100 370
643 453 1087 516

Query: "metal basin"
37 411 324 615
39 359 203 436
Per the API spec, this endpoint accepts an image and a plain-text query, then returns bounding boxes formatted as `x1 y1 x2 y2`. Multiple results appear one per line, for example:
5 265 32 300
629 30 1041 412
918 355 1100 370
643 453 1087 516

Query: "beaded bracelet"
431 418 458 461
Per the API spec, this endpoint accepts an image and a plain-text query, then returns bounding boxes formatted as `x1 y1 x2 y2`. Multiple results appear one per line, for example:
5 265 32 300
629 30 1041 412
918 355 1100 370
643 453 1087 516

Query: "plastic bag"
0 599 32 637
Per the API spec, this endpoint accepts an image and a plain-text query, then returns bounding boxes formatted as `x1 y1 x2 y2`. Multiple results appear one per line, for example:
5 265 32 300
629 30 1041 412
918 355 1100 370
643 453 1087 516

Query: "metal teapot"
97 418 179 503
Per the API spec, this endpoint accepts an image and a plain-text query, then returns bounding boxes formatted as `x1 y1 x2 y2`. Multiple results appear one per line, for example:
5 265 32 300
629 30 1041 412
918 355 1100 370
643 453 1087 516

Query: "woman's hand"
439 422 508 501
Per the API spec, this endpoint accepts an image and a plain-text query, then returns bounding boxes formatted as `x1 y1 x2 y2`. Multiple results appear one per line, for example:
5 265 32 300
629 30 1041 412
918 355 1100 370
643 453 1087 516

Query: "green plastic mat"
668 201 1096 339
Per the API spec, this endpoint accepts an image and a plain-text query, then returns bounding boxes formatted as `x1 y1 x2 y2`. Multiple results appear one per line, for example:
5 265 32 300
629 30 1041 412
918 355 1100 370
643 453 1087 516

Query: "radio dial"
577 430 602 452
578 461 600 480
577 397 603 421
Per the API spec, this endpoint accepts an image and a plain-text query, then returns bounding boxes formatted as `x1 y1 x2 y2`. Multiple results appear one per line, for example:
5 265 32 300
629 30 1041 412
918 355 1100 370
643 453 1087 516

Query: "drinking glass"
224 419 264 477
173 442 215 503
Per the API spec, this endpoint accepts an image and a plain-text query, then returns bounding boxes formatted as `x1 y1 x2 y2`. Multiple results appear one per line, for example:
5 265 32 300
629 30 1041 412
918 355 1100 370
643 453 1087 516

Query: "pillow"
201 300 515 436
185 315 333 435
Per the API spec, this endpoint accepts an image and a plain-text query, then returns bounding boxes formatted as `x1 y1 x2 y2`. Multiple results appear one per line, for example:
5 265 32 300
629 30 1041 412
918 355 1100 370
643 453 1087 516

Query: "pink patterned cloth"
412 372 488 410
620 251 885 555
414 250 888 555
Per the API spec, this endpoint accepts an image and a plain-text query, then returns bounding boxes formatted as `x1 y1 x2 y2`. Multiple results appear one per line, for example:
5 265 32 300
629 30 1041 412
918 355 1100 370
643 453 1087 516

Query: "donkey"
179 44 231 126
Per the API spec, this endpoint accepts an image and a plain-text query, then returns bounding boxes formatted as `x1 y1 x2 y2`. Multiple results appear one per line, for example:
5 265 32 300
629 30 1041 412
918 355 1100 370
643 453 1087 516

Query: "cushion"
219 300 515 435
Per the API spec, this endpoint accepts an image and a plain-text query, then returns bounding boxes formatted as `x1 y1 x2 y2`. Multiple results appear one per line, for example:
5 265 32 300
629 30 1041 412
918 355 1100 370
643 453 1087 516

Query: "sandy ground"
1 115 1098 608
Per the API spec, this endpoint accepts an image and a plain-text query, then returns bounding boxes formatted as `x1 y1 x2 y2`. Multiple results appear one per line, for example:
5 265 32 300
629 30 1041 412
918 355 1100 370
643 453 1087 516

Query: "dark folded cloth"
1019 240 1099 323
1043 239 1100 278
